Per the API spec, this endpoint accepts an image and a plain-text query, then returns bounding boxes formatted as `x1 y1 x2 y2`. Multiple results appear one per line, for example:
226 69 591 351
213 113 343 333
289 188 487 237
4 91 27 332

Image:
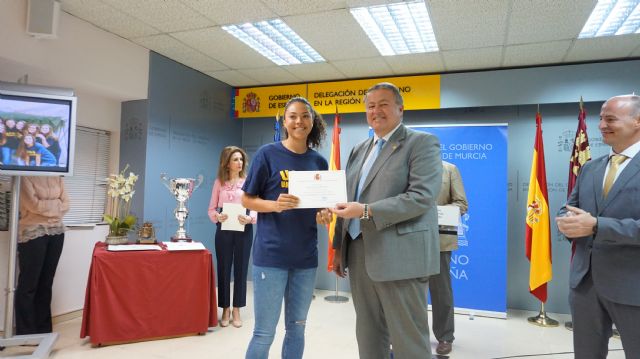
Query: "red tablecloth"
80 242 217 346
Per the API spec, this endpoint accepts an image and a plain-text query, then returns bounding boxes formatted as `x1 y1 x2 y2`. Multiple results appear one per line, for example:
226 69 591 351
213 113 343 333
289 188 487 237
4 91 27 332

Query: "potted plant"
104 165 138 244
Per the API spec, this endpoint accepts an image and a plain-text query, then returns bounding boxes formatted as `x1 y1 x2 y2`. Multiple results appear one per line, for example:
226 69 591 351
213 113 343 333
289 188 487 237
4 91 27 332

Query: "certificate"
437 205 460 235
288 170 347 209
221 202 246 232
164 241 206 251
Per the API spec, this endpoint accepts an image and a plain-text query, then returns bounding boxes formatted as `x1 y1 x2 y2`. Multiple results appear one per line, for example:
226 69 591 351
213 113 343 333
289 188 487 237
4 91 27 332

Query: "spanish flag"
525 112 552 302
326 106 341 271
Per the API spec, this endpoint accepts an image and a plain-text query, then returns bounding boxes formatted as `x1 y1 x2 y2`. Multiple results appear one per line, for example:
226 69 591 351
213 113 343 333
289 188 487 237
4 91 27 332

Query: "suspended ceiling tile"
566 35 640 62
503 40 573 67
507 0 596 45
262 0 346 16
332 57 393 78
429 0 510 51
345 0 389 7
102 0 213 33
442 47 504 72
205 70 262 87
172 28 274 69
285 9 380 61
176 51 229 73
61 0 160 38
238 66 302 85
284 63 347 82
134 34 228 72
181 0 277 25
384 53 445 75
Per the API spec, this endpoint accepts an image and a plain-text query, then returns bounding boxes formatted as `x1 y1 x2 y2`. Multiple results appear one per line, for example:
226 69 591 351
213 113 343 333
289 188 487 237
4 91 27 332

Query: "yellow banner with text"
234 75 440 118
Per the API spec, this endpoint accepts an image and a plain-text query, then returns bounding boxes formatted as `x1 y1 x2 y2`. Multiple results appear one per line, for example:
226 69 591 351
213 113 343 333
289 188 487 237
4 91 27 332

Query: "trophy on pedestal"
161 173 204 242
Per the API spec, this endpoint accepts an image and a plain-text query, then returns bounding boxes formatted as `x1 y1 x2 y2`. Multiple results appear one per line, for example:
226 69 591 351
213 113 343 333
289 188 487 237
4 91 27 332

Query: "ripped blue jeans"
246 265 317 359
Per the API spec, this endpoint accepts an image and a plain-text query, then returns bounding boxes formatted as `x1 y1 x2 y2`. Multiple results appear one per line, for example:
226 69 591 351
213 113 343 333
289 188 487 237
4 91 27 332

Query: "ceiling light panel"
350 0 439 56
222 19 324 66
579 0 640 38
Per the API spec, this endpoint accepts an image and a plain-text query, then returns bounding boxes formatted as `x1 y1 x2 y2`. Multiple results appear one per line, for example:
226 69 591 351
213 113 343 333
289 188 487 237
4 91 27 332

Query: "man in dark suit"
331 82 442 359
556 94 640 358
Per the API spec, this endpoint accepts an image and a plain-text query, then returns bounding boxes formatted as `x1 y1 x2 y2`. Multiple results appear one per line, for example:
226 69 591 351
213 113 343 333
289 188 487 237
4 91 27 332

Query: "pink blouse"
207 178 257 224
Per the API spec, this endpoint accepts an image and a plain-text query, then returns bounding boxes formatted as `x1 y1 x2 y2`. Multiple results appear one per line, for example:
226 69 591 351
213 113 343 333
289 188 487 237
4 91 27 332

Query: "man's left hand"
555 205 597 238
316 209 333 225
331 202 364 219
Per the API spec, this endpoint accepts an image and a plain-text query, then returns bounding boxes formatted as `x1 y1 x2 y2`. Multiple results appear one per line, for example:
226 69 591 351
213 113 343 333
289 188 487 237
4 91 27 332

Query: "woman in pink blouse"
208 146 256 328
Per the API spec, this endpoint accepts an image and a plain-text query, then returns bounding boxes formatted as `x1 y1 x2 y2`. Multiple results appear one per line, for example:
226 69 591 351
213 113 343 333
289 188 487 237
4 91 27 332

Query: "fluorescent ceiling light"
350 0 438 56
222 19 324 66
578 0 640 38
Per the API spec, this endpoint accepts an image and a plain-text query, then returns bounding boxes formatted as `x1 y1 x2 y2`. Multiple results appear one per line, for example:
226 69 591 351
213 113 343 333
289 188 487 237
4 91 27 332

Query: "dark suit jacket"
564 153 640 306
334 124 443 281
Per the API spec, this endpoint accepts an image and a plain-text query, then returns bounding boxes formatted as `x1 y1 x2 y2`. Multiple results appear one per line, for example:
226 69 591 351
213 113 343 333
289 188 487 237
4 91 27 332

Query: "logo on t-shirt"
280 170 288 188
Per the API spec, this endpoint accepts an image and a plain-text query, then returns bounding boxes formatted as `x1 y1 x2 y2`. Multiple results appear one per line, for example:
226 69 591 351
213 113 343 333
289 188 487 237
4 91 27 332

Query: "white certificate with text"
221 202 246 232
437 205 460 226
288 170 347 209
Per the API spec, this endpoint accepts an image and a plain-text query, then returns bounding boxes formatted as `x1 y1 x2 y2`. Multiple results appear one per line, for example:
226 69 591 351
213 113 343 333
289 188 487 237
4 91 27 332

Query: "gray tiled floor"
0 284 626 358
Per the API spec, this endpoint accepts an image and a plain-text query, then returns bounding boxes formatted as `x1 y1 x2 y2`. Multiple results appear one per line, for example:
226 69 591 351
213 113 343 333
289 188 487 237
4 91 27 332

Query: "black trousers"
15 233 64 335
215 223 253 308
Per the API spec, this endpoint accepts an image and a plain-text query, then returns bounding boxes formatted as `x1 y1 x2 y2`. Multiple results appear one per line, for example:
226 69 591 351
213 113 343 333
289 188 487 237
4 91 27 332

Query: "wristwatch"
360 204 369 220
592 217 598 236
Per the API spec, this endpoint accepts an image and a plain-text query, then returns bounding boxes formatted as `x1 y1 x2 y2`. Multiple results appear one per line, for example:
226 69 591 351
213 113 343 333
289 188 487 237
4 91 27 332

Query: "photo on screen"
0 89 76 176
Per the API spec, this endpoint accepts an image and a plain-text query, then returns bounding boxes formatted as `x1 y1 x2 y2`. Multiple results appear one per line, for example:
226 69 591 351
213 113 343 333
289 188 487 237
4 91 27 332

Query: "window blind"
63 126 110 225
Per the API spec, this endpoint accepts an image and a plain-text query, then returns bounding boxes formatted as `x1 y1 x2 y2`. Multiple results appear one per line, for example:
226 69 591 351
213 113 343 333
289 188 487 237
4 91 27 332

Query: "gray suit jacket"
564 152 640 306
334 124 443 281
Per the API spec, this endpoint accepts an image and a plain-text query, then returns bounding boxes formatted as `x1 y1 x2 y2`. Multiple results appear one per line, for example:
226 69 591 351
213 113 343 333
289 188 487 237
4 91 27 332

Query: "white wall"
0 0 149 329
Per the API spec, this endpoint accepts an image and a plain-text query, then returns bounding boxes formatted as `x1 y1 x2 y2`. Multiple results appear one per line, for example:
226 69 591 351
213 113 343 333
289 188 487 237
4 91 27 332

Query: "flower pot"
105 235 129 245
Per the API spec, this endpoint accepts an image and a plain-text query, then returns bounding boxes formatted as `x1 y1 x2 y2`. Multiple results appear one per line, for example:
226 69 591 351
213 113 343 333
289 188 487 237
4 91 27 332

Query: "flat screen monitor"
0 86 76 176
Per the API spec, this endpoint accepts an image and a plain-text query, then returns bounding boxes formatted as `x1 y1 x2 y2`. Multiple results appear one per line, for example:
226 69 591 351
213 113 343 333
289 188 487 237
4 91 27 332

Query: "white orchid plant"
104 164 139 237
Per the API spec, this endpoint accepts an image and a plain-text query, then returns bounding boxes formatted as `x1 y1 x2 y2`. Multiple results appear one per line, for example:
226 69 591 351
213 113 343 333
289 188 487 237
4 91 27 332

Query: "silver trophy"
161 173 204 242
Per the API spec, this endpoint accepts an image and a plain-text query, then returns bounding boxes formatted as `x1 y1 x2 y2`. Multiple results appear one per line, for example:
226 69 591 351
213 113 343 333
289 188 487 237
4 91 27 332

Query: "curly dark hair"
282 97 326 149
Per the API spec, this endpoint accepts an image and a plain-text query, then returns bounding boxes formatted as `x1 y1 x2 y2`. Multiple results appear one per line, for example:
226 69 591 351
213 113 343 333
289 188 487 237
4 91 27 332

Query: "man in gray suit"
431 161 468 355
331 82 442 359
556 94 640 358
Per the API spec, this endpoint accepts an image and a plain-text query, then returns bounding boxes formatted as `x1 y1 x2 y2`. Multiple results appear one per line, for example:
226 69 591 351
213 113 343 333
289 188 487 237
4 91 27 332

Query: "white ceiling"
60 0 640 87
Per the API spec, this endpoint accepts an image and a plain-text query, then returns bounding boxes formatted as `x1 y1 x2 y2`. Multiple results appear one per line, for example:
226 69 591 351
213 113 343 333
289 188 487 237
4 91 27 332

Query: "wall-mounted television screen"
0 84 76 176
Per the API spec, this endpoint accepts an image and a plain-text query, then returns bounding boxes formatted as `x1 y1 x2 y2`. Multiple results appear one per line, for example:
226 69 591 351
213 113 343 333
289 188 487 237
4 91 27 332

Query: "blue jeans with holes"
245 265 317 359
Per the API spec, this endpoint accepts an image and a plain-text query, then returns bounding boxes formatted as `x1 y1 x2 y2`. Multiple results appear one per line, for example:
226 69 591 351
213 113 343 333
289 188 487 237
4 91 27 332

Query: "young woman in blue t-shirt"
242 97 328 359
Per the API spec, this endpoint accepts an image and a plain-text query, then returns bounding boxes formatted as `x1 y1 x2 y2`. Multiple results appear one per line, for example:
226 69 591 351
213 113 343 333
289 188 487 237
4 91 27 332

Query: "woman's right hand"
216 212 228 222
273 194 299 212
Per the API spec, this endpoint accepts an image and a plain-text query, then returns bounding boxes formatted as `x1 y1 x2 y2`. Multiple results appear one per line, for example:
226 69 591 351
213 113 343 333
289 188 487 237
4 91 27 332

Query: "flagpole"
324 104 348 304
324 277 349 303
527 302 559 327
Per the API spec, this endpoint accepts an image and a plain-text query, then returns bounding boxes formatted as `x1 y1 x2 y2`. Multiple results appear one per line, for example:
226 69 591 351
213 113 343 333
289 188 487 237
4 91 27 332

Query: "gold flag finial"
276 109 280 121
579 96 584 111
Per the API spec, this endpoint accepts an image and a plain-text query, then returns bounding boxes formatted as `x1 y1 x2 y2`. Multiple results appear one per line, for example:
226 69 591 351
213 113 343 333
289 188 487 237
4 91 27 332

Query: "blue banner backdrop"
413 124 508 317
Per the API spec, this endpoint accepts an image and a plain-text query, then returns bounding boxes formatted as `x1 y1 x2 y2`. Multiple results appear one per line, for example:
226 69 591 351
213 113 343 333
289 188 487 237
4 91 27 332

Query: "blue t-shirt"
243 142 328 269
26 143 56 166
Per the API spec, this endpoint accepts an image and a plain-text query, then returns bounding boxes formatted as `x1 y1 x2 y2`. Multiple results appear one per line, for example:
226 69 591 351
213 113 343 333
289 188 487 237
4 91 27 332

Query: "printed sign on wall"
233 75 440 118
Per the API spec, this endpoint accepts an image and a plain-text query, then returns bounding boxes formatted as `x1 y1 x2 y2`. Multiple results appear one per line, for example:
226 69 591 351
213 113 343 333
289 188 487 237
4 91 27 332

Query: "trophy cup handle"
160 173 171 191
194 174 204 191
